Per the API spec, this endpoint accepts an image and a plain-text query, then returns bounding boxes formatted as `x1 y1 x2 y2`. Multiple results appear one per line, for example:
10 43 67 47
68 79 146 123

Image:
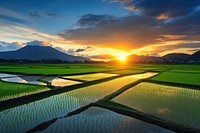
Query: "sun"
118 55 126 61
115 53 128 62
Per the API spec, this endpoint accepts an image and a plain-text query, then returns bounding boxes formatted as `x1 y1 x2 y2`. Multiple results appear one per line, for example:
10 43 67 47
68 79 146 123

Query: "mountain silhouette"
128 51 200 63
0 45 90 62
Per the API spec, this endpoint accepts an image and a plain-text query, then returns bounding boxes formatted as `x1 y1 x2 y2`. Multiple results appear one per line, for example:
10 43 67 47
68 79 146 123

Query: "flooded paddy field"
0 72 156 133
112 82 200 128
40 107 174 133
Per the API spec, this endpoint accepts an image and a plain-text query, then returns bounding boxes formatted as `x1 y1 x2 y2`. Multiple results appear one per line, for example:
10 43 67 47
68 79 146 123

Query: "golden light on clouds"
156 14 169 20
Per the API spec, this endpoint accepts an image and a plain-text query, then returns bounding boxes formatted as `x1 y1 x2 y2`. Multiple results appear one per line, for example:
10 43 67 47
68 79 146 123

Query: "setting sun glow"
115 53 128 62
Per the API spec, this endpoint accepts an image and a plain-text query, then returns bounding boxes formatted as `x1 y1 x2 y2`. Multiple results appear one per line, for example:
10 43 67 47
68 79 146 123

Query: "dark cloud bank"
59 0 200 51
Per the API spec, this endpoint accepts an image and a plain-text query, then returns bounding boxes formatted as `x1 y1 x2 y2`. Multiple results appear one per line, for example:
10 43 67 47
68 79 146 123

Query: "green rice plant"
0 72 156 133
0 64 115 75
0 81 49 101
112 82 200 128
151 72 200 86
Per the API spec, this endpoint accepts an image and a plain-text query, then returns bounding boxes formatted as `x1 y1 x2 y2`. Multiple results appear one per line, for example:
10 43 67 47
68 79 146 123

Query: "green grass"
151 71 200 85
0 64 117 75
0 63 171 75
0 81 50 101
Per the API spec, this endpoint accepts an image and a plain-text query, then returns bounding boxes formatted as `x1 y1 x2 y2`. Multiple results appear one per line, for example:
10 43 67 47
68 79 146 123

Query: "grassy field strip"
151 71 200 86
168 70 200 74
0 72 155 133
0 64 114 75
0 80 50 101
36 107 174 133
112 82 200 128
59 77 86 83
144 79 200 90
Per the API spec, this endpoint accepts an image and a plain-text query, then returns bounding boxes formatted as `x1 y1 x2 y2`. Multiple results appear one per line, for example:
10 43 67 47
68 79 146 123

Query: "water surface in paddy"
62 73 118 81
113 82 200 128
0 73 19 78
39 107 174 133
41 77 81 87
0 72 157 133
1 76 46 85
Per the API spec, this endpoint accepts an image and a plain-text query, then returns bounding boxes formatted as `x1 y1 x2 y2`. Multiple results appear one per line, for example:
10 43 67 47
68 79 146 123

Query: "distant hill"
162 53 191 61
0 45 90 62
191 51 200 61
128 51 200 63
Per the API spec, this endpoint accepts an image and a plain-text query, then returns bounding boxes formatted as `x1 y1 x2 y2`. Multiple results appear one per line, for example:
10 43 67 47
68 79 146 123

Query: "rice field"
151 71 200 86
112 82 200 128
1 63 199 132
0 72 156 133
62 73 118 81
0 81 50 101
40 107 174 133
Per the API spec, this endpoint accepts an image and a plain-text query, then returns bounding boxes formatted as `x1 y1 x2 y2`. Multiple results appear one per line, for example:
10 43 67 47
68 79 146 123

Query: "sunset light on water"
0 0 200 133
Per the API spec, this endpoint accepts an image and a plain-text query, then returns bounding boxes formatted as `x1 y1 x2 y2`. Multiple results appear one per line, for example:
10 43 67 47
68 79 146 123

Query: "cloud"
77 14 116 28
89 54 116 59
106 0 133 3
107 0 200 18
137 42 200 56
54 46 67 53
29 11 40 18
59 14 163 50
26 40 50 46
67 46 95 54
59 8 200 51
45 12 57 17
30 11 57 18
0 6 28 21
0 19 60 43
0 41 23 51
155 42 200 51
163 11 200 37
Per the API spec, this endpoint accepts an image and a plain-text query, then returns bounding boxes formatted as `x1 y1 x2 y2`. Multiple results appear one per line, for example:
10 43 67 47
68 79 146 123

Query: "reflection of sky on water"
0 73 19 78
0 72 160 133
63 73 118 81
41 107 174 133
42 77 81 87
113 83 200 128
130 72 157 79
1 76 45 85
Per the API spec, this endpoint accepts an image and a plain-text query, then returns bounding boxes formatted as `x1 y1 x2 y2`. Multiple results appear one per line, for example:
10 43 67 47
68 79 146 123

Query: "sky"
0 0 200 61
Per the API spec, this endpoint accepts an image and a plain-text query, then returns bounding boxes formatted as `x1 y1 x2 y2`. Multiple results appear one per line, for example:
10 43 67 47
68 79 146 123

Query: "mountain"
128 51 200 63
162 53 191 61
128 54 162 62
191 51 200 61
0 45 90 62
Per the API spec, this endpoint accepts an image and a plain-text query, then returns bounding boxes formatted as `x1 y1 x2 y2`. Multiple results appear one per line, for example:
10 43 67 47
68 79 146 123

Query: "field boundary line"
0 71 150 111
93 102 200 133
